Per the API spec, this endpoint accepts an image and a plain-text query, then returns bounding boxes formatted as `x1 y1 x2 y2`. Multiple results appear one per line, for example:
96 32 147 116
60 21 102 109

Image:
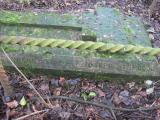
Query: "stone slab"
0 7 159 80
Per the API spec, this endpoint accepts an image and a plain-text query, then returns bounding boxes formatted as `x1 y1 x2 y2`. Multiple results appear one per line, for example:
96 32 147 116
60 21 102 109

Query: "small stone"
145 80 153 86
146 87 154 95
4 96 11 102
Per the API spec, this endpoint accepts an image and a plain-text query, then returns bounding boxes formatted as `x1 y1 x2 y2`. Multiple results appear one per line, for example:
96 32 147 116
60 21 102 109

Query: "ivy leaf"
81 93 88 101
88 92 96 97
19 96 27 107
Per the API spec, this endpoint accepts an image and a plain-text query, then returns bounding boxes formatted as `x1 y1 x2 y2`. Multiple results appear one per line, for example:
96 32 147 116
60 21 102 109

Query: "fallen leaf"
74 112 83 118
119 90 133 106
119 96 133 106
40 83 49 91
6 100 18 108
59 77 65 86
89 92 96 97
156 99 160 119
99 110 112 119
112 93 121 105
81 93 88 101
97 89 106 97
119 90 129 97
53 87 62 96
8 110 18 118
127 82 135 88
19 96 27 106
85 107 95 116
59 112 71 119
82 83 96 90
26 92 34 98
137 91 147 97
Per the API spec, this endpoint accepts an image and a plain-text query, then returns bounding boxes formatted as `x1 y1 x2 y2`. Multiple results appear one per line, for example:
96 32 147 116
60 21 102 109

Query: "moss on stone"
0 11 20 23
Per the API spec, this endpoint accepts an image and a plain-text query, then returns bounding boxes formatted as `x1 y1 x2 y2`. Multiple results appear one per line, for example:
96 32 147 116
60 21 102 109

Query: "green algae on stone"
0 7 159 80
0 11 21 23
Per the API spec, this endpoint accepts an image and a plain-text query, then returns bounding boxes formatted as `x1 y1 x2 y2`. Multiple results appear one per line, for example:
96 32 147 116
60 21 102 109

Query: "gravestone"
0 7 160 80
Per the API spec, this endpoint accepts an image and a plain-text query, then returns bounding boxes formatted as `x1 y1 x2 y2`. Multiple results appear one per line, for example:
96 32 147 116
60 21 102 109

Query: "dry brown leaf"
53 87 62 96
40 83 49 91
137 91 147 97
82 82 96 90
127 82 135 88
88 83 96 90
59 77 65 86
59 112 71 119
6 100 18 109
85 107 95 116
26 92 34 98
155 99 160 119
8 110 18 118
112 93 121 105
97 89 105 97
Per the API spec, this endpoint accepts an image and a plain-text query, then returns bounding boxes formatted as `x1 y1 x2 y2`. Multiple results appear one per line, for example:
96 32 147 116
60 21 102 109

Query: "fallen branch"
1 47 49 107
14 109 48 120
33 95 160 112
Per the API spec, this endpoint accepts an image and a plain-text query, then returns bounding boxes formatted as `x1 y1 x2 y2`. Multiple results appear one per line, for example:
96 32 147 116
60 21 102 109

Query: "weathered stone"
0 7 159 80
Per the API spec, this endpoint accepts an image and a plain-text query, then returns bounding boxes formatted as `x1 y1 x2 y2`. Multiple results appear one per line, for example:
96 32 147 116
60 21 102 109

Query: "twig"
46 96 54 108
33 95 160 112
1 47 49 107
110 108 117 120
14 109 48 120
19 78 43 84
